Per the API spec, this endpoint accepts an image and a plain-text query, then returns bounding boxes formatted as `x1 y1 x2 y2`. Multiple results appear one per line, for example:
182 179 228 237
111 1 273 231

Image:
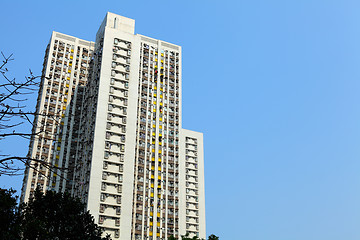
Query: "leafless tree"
0 52 61 177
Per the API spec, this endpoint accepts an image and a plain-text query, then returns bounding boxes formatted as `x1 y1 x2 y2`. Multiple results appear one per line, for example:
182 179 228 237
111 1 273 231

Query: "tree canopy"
0 188 21 239
0 188 110 240
168 233 220 240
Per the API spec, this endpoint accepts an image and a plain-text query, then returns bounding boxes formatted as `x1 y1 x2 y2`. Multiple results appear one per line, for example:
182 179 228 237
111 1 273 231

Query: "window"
118 174 123 183
100 194 106 202
103 161 108 169
99 204 105 213
99 216 104 224
116 206 121 215
102 172 107 180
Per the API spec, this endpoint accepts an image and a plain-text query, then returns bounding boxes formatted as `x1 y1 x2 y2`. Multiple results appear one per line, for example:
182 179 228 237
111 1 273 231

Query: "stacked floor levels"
21 12 205 240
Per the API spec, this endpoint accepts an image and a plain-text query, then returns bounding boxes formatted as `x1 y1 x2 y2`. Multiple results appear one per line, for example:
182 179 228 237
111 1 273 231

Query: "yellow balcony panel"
157 233 160 237
56 155 59 159
159 125 162 129
161 60 164 63
152 132 155 136
158 176 161 180
62 114 65 118
151 157 155 161
160 102 163 106
64 99 67 102
55 164 58 167
62 106 66 110
149 231 153 235
151 166 155 170
150 211 153 216
67 77 70 80
68 70 71 73
158 150 162 154
154 86 157 90
152 141 155 144
158 166 161 171
57 147 60 151
153 101 156 105
61 122 64 125
158 158 162 162
53 173 57 177
151 183 154 188
153 124 156 128
161 53 164 56
157 212 160 217
70 56 73 59
159 118 162 121
71 49 74 53
154 94 157 97
159 142 162 146
160 95 163 99
155 52 158 55
157 194 161 198
151 175 154 179
66 84 69 87
152 149 155 152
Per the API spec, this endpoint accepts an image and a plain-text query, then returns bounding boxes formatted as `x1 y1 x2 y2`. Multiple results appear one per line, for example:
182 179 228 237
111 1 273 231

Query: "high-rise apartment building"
21 12 205 240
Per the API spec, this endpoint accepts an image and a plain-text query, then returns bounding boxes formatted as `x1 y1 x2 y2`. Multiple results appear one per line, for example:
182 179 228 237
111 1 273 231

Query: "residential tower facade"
21 12 205 240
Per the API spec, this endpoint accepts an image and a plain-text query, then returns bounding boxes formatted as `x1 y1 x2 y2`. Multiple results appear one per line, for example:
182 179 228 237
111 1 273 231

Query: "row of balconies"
98 215 120 227
108 96 128 109
101 171 123 183
186 181 198 190
186 162 198 170
104 151 124 162
107 113 127 124
186 175 198 183
114 38 131 49
109 86 128 97
101 181 123 195
186 168 198 176
99 204 121 216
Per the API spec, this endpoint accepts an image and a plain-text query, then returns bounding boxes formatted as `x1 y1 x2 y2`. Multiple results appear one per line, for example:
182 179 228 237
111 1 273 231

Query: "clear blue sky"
1 0 360 239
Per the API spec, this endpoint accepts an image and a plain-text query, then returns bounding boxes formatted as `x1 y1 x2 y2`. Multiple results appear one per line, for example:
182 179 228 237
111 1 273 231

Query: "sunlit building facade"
21 12 205 240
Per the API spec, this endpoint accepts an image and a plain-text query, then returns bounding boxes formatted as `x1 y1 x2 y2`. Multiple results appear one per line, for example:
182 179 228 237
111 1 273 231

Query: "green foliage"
181 233 202 240
208 234 219 240
0 188 110 240
20 189 110 240
168 233 219 240
0 188 21 240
